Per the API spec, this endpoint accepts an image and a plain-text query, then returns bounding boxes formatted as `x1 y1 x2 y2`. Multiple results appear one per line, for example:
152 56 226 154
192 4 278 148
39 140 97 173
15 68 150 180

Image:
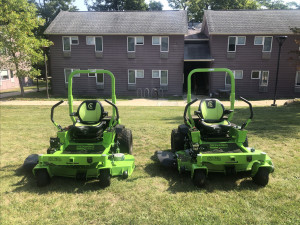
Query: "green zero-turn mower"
157 68 274 187
32 70 135 187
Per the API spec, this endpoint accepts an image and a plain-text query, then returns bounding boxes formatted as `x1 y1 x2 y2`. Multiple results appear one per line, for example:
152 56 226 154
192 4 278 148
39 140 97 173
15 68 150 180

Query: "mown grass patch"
0 105 299 224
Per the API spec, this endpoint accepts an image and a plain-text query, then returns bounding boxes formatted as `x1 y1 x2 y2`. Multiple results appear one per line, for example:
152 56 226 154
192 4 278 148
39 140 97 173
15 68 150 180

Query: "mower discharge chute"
32 70 135 187
157 68 274 187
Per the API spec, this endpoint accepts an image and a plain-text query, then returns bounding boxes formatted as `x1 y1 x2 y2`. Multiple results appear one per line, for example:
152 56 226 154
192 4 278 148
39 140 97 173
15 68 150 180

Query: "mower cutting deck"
157 68 274 187
32 70 135 187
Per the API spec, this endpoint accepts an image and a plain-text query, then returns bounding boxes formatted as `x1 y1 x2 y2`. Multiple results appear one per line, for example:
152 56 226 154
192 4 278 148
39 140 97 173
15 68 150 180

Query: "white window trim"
234 70 243 79
64 68 80 84
251 70 261 79
237 36 246 45
260 71 269 86
128 69 136 84
95 36 103 52
86 36 95 45
262 36 273 52
254 36 263 45
0 69 9 81
96 73 104 85
152 70 160 78
127 36 136 52
88 69 96 77
160 70 168 85
71 36 79 45
152 36 161 45
135 36 144 45
227 36 236 52
295 71 300 87
136 70 144 78
160 36 169 52
62 36 71 52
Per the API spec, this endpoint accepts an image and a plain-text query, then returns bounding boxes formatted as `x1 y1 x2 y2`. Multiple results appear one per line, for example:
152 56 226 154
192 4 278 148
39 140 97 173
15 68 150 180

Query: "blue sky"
74 0 172 10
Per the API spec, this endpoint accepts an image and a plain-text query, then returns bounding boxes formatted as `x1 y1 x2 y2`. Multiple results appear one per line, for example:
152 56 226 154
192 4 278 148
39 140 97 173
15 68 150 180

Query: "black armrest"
70 112 78 116
224 110 233 115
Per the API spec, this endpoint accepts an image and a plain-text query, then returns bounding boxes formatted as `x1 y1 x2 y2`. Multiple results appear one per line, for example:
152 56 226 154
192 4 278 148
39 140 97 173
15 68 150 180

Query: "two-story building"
188 10 300 98
45 10 187 96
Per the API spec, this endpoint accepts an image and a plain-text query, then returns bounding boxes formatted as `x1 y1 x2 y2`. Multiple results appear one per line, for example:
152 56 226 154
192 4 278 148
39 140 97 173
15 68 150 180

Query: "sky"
74 0 172 11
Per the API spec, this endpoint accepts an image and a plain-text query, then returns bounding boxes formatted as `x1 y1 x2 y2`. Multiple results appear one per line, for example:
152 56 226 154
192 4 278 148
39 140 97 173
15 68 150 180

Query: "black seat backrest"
76 100 104 124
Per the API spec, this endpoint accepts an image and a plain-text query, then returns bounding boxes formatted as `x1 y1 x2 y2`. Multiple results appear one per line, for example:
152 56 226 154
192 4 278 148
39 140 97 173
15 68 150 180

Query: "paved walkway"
0 87 46 99
0 98 290 107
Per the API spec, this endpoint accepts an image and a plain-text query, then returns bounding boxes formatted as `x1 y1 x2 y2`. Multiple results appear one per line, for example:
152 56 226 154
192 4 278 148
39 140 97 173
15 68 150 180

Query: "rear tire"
252 167 270 186
36 169 50 187
171 129 185 153
118 128 133 154
99 169 111 188
193 170 206 188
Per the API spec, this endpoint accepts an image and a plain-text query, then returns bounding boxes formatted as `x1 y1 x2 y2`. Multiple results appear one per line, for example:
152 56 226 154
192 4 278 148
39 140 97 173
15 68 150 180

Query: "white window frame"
127 36 136 52
234 70 243 79
95 36 103 52
254 36 263 45
88 69 96 77
128 69 136 84
260 71 269 86
152 70 160 78
160 70 168 85
86 36 95 45
254 36 273 52
227 36 237 52
251 70 261 80
136 70 144 78
62 36 79 51
160 36 169 52
64 68 80 84
152 36 160 45
0 70 9 81
135 36 144 45
96 73 104 85
71 36 79 45
237 36 246 45
295 71 300 87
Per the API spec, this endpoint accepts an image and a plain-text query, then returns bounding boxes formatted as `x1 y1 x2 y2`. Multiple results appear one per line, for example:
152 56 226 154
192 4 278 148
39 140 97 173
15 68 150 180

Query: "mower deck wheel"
36 169 50 187
118 128 133 154
193 170 206 188
99 169 111 188
171 129 185 153
252 167 270 186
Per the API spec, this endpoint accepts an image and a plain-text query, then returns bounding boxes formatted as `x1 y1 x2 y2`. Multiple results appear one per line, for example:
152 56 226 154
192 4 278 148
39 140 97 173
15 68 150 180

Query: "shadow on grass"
144 151 263 193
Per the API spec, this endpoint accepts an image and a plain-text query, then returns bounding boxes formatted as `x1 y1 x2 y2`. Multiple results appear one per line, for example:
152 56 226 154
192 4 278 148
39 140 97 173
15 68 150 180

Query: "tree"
85 0 148 11
168 0 189 10
0 0 52 96
148 0 163 10
258 0 289 9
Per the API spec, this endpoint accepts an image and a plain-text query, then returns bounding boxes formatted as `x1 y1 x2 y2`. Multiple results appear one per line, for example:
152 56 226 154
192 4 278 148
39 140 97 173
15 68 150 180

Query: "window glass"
251 71 260 79
228 36 236 52
160 70 168 85
263 37 272 52
260 71 269 86
97 73 104 84
95 37 103 52
63 37 70 51
128 37 135 52
136 36 144 45
225 73 231 85
296 71 300 86
254 36 263 45
89 69 96 77
161 37 169 52
86 36 95 45
71 36 79 45
152 36 160 45
234 70 243 79
152 70 160 78
136 70 144 78
64 69 72 83
0 70 9 80
128 70 135 84
237 36 246 45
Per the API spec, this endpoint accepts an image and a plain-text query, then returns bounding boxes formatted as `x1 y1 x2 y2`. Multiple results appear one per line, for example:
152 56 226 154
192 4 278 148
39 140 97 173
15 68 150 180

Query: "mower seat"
196 99 232 136
69 100 106 140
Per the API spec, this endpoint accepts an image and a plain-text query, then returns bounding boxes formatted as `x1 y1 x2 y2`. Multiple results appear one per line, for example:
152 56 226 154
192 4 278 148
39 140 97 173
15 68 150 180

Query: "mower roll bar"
51 100 64 131
239 96 253 129
184 98 198 127
67 70 119 127
105 99 119 122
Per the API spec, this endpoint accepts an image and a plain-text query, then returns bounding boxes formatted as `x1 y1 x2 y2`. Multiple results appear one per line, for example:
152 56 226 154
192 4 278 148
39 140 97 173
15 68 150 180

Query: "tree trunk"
18 76 25 97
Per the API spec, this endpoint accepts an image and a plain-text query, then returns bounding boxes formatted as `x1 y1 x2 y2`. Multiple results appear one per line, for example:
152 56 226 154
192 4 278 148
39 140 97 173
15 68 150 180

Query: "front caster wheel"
252 167 270 186
99 169 111 188
193 170 206 188
36 169 50 187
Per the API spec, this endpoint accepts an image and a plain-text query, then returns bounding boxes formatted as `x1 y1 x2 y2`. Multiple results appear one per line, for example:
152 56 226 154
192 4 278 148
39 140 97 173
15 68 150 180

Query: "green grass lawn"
0 105 299 224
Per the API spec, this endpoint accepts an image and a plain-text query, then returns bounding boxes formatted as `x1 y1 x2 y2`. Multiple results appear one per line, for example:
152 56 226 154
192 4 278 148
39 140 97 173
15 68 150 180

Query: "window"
251 71 261 79
136 70 144 78
64 68 80 83
152 36 160 45
62 36 79 51
86 36 103 52
97 73 104 84
128 70 136 84
160 70 168 85
296 71 300 86
237 36 246 45
228 36 236 52
127 37 135 52
260 71 269 86
161 37 169 52
135 37 144 45
0 70 9 80
86 36 95 45
152 70 160 78
254 36 273 52
225 70 243 85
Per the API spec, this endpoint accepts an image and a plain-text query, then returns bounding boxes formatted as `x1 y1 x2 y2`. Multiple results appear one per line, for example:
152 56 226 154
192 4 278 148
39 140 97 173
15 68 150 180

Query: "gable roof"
44 10 188 35
203 10 300 35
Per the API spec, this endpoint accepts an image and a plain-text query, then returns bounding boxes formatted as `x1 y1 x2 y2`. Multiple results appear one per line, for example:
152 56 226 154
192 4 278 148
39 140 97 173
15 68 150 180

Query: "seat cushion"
70 121 105 141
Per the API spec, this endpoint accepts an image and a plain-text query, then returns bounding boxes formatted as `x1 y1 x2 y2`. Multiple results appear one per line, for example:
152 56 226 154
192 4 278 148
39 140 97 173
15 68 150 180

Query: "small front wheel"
99 169 111 188
193 170 206 188
252 167 270 186
36 169 50 187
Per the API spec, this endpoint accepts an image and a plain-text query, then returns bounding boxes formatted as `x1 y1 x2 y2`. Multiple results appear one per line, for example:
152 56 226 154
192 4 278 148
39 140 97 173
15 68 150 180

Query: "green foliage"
258 0 288 9
86 0 148 11
148 0 163 10
0 0 52 95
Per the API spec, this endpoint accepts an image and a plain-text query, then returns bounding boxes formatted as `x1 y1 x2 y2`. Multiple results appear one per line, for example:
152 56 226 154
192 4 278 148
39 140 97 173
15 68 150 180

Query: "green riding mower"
157 68 274 187
29 70 135 187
